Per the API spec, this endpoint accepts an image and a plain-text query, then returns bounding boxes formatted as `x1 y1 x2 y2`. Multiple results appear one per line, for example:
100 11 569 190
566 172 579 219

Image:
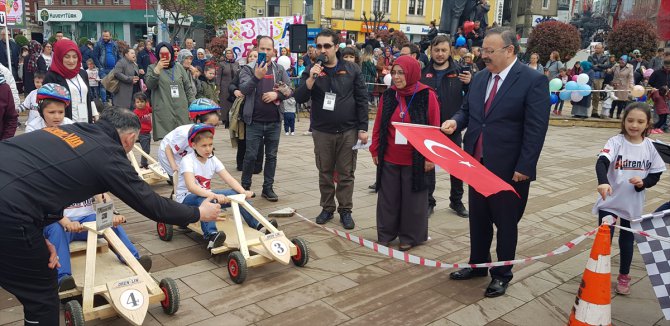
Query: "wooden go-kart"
127 144 169 185
156 174 309 284
59 214 179 325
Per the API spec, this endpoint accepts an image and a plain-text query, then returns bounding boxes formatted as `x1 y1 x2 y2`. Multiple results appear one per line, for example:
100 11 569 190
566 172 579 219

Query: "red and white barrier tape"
611 224 670 243
294 212 598 269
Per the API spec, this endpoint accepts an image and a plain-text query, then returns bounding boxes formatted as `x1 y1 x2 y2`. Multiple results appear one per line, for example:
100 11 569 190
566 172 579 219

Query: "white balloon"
277 55 292 70
383 73 392 86
576 73 589 85
571 92 583 102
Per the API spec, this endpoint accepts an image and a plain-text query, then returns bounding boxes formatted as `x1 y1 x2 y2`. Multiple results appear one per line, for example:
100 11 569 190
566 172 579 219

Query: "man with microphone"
295 29 369 230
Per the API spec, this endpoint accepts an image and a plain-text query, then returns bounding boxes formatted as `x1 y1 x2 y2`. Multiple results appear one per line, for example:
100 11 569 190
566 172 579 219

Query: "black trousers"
236 139 264 173
0 223 59 325
428 133 464 207
468 179 530 282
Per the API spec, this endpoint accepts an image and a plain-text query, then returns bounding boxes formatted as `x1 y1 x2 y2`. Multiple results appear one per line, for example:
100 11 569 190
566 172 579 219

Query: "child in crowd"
133 92 153 168
651 86 669 134
197 65 219 103
341 47 359 64
602 81 616 119
28 84 151 291
593 102 666 295
18 71 45 125
86 59 100 100
176 124 277 249
293 57 305 88
158 98 221 175
553 68 568 115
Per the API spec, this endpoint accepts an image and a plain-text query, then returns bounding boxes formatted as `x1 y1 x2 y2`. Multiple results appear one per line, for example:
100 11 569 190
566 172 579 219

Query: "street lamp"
303 0 306 20
265 0 268 16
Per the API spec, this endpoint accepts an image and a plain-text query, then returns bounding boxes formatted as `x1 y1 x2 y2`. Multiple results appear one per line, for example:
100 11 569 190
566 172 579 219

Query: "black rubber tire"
227 251 248 284
64 300 85 326
291 237 310 267
160 278 180 315
157 222 173 241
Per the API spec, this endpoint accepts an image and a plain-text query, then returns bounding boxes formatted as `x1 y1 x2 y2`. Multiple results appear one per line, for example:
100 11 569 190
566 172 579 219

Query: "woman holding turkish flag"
370 55 441 251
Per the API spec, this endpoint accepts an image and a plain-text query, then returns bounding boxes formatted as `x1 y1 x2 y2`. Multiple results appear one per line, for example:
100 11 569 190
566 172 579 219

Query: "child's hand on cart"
244 190 254 199
112 214 127 227
216 194 231 204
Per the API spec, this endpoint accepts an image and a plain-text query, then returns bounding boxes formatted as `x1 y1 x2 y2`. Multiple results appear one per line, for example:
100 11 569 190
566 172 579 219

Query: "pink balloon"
571 75 578 82
644 69 654 79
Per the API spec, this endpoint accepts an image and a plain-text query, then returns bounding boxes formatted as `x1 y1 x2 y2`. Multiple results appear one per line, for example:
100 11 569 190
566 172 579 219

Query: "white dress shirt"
485 58 517 102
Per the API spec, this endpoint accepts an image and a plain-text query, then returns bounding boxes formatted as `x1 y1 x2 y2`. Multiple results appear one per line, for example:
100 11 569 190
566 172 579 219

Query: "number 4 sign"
107 276 149 326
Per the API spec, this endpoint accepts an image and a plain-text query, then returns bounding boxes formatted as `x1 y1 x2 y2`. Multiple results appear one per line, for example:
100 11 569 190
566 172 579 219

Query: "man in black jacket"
420 35 471 217
649 53 670 90
295 29 369 230
0 29 19 78
0 107 221 325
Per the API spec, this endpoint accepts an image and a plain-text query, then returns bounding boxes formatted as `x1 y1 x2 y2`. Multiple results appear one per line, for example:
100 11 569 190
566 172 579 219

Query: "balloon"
383 73 392 86
463 21 475 35
565 81 579 91
455 36 466 47
631 85 646 97
571 92 583 102
277 55 291 70
549 78 563 92
644 69 654 79
339 43 346 49
559 90 572 101
550 93 559 104
571 75 578 82
578 84 592 96
637 95 648 102
576 73 589 85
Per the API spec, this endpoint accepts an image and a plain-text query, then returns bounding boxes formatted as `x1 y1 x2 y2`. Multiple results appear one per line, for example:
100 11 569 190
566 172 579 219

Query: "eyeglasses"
481 45 510 55
390 70 405 76
316 43 334 50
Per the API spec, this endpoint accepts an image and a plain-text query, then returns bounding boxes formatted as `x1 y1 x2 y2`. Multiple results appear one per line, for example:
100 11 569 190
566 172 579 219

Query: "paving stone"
256 275 358 315
189 305 271 326
149 298 213 325
181 270 231 294
255 300 350 326
446 295 526 326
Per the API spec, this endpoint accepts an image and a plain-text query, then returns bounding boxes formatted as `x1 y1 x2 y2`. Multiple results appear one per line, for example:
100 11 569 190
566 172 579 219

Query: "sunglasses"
316 43 334 50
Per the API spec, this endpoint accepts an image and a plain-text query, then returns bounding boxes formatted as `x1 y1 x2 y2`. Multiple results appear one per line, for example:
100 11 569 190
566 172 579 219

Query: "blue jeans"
99 68 113 103
181 189 259 237
242 121 280 189
43 214 140 283
283 112 296 133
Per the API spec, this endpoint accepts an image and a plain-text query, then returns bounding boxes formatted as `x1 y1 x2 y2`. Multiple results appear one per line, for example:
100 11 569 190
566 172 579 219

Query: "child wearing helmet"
175 124 278 249
25 83 75 132
158 98 221 176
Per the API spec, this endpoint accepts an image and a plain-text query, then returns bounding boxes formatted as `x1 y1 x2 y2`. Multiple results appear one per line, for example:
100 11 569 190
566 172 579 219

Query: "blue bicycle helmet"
188 98 221 120
37 83 71 106
188 123 216 147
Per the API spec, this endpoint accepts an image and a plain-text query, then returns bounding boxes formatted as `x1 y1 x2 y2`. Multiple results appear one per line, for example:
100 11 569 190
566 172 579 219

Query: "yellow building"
243 0 322 29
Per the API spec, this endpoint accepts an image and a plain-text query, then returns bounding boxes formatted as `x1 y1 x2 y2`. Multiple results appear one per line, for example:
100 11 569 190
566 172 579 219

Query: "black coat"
44 69 95 123
22 56 47 94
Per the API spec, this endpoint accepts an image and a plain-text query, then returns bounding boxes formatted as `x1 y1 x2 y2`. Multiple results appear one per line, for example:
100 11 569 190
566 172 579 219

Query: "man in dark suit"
441 27 550 298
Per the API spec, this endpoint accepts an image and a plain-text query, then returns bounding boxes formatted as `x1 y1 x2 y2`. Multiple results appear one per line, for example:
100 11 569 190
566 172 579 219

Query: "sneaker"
449 202 469 217
368 182 377 189
285 132 289 135
262 188 279 202
291 132 295 135
256 219 279 233
303 131 312 136
315 210 334 224
616 274 631 295
340 211 355 230
207 231 226 250
138 255 153 272
58 275 76 292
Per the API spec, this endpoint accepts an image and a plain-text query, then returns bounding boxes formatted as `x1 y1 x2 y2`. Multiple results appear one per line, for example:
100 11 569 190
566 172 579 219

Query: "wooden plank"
69 238 108 254
102 228 161 295
231 198 251 258
82 228 98 312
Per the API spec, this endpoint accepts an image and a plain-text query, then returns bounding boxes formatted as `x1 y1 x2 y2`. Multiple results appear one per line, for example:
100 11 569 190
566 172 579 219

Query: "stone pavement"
2 117 670 326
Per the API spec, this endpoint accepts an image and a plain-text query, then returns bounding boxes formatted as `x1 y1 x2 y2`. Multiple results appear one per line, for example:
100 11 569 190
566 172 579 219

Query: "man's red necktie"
473 75 501 161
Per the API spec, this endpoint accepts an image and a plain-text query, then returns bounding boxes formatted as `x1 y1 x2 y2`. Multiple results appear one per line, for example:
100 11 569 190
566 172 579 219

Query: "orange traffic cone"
568 224 612 326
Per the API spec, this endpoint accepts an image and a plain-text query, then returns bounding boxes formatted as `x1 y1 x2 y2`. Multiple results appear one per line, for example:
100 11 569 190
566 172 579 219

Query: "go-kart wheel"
291 237 309 267
227 251 248 284
64 300 85 326
160 278 180 315
157 222 173 241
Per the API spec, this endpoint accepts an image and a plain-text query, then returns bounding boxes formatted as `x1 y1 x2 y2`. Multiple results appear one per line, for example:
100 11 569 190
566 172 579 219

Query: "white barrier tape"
611 223 670 244
294 212 598 269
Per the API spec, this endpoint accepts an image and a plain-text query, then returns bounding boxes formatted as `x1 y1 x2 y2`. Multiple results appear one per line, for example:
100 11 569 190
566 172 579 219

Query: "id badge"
170 85 180 98
395 130 408 145
95 201 114 231
323 92 336 111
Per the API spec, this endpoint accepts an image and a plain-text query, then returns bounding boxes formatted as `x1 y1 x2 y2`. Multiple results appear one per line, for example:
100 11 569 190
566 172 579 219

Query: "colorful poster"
0 0 25 27
227 16 303 60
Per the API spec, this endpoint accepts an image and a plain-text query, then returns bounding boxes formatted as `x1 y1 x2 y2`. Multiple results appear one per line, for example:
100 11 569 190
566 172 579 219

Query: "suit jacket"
452 60 550 182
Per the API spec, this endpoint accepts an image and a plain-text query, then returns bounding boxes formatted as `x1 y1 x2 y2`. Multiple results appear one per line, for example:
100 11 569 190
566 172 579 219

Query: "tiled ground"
2 110 670 325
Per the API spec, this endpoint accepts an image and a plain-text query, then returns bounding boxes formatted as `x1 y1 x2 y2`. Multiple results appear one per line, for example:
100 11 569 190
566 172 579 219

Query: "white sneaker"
291 132 295 135
285 132 289 135
303 131 312 136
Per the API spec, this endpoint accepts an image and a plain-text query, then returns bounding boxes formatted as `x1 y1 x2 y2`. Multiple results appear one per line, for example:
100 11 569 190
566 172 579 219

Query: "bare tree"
152 0 197 43
362 10 390 35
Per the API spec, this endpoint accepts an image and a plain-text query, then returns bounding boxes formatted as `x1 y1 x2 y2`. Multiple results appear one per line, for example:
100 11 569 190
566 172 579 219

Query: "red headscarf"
51 39 82 79
390 55 430 97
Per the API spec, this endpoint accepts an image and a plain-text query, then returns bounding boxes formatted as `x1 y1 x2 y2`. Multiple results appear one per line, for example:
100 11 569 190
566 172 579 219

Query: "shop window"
86 0 92 3
98 0 104 4
305 0 314 21
72 0 78 4
60 0 67 4
542 0 550 9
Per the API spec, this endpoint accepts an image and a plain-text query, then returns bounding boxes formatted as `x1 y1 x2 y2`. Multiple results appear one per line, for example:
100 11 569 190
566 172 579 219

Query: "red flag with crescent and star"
393 122 518 197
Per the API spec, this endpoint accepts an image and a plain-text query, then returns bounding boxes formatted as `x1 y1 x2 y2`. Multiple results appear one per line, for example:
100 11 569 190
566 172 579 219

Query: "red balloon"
463 21 475 35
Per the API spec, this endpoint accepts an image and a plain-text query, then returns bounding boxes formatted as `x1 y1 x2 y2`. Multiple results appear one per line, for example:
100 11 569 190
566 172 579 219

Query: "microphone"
312 54 326 79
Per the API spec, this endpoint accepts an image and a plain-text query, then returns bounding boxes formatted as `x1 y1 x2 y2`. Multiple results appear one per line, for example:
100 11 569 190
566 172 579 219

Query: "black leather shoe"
368 182 376 189
315 210 334 224
449 202 469 218
485 278 509 298
339 211 355 230
262 188 278 202
449 267 488 280
428 205 435 217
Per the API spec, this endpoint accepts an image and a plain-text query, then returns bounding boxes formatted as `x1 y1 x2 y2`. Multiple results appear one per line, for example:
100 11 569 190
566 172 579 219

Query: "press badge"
323 92 336 111
170 85 180 98
395 130 408 145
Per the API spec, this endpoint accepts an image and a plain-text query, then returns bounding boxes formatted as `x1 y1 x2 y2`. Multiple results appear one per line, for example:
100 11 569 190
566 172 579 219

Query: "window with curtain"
335 0 342 8
373 0 380 12
417 0 424 15
408 0 416 14
345 0 352 9
305 0 314 21
382 0 390 13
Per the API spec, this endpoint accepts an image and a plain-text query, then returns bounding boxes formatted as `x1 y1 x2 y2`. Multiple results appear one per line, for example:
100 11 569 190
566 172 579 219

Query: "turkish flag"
393 122 518 197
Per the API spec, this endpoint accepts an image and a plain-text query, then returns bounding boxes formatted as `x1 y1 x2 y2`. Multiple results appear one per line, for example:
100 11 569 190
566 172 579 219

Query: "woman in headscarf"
570 60 595 118
23 40 47 94
112 47 140 109
44 39 98 123
370 56 440 251
217 48 241 128
144 42 195 140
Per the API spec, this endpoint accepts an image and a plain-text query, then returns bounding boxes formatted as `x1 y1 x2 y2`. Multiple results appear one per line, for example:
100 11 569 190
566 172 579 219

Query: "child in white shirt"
19 71 45 125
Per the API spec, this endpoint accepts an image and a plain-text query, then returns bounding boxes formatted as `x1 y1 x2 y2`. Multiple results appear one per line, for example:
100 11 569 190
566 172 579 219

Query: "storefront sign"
1 0 25 26
400 24 430 35
38 9 82 22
